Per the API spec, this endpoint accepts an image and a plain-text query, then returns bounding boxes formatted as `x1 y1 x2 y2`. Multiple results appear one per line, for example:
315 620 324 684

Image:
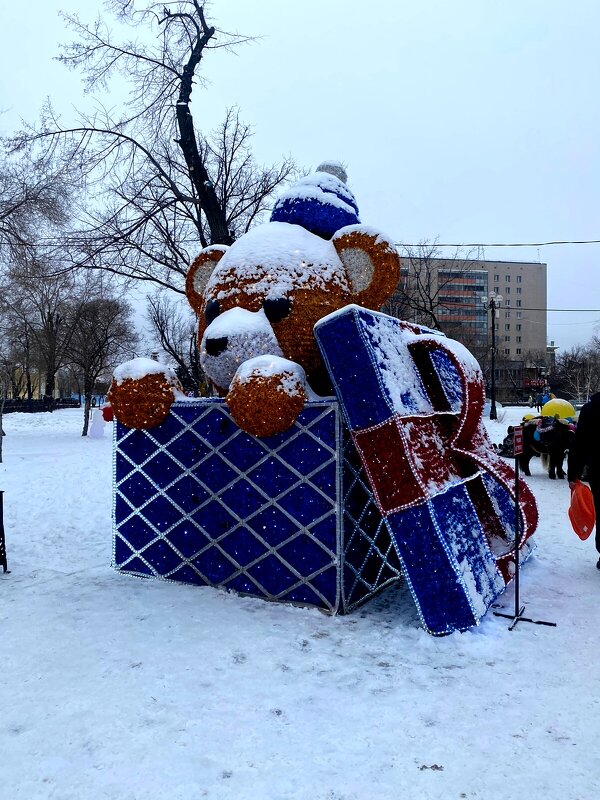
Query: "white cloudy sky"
2 0 600 351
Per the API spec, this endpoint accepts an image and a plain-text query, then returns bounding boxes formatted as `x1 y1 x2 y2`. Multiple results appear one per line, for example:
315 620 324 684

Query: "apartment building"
383 256 548 401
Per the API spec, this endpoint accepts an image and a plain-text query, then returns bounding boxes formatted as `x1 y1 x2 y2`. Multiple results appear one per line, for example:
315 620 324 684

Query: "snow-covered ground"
1 407 598 800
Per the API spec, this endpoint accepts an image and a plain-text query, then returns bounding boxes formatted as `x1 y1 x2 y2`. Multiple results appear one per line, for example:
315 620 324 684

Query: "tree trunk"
0 410 3 464
174 17 232 246
44 371 55 411
82 395 92 436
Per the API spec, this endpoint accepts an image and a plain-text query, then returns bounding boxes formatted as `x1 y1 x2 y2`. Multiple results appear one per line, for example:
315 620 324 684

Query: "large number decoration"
314 306 538 634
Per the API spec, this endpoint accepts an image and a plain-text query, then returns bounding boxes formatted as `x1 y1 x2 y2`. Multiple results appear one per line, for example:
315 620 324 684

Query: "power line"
3 236 600 249
399 239 600 248
439 304 600 312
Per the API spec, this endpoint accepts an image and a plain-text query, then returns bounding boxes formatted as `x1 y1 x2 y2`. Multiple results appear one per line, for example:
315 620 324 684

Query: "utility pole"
483 292 503 420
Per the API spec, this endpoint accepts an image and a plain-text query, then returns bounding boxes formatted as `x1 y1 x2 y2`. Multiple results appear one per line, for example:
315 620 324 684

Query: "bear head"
185 220 400 434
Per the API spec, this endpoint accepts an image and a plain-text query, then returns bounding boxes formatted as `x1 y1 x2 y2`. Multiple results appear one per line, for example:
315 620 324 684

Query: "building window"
516 311 522 319
505 299 510 307
517 275 522 283
505 287 510 294
505 275 511 282
505 324 510 331
516 324 522 331
504 348 510 355
494 274 499 282
504 335 510 342
516 348 521 355
516 287 522 294
516 336 522 343
505 311 510 319
516 299 522 307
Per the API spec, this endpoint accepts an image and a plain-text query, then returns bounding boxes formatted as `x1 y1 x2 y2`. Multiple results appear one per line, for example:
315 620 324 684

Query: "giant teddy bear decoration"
109 163 400 436
108 162 538 635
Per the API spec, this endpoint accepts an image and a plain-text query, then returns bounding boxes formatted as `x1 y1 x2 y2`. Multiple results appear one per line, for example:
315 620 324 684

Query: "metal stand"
494 443 555 630
0 490 9 573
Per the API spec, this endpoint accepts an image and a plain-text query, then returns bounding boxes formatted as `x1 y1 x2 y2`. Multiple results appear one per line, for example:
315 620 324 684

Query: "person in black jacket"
568 392 600 569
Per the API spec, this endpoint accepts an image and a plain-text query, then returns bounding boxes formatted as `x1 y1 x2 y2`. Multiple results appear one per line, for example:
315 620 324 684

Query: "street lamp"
482 292 503 420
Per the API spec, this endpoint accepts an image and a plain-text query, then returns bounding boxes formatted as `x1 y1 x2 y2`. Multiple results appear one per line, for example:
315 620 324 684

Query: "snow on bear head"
184 168 400 436
186 221 400 403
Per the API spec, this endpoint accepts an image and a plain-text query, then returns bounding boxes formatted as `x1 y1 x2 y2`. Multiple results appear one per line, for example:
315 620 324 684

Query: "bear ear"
185 245 228 314
332 226 400 309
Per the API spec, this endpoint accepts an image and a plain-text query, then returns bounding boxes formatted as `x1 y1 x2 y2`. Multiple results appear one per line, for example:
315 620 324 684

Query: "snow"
113 357 175 383
234 355 306 397
274 172 359 215
1 406 599 800
205 222 351 301
200 308 284 391
202 306 274 338
333 223 398 251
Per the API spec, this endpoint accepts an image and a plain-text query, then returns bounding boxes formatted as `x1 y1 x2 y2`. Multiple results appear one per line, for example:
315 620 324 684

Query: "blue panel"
429 349 463 412
315 306 509 632
219 527 269 567
315 310 394 429
385 504 477 635
430 485 504 608
113 400 402 615
482 472 517 533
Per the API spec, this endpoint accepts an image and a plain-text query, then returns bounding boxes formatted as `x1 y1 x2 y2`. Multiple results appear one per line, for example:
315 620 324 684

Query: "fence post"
0 491 8 573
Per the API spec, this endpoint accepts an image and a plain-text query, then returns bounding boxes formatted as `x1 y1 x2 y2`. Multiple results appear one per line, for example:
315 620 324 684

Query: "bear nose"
205 336 228 357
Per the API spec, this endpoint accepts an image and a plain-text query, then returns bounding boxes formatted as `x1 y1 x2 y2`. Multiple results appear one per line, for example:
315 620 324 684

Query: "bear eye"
205 298 220 324
263 297 291 323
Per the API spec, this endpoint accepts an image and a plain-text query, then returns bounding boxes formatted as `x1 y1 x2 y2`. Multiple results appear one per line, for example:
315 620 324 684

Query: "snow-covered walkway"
1 408 598 800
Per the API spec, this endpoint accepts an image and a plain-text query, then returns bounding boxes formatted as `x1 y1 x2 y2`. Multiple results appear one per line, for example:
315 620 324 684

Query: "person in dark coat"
568 392 600 569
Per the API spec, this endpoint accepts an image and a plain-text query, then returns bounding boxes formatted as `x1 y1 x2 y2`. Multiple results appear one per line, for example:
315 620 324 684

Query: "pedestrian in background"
568 392 600 570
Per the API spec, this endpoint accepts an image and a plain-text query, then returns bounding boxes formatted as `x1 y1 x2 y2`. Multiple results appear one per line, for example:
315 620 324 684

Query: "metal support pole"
490 299 498 420
494 436 555 630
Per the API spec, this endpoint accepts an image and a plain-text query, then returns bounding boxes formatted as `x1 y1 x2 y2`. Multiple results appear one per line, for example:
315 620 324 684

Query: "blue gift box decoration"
314 305 537 635
113 399 402 613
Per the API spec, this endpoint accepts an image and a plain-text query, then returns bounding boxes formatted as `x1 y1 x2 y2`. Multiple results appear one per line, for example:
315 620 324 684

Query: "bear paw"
108 358 183 429
226 356 308 437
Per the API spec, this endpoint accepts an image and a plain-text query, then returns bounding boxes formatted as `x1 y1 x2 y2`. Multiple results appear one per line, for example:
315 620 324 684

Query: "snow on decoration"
108 358 185 430
109 166 399 437
184 216 399 438
226 356 308 438
314 305 539 635
270 167 360 239
113 399 403 612
109 164 539 634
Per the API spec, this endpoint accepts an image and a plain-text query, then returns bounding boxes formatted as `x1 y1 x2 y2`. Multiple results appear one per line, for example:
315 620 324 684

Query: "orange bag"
568 481 596 540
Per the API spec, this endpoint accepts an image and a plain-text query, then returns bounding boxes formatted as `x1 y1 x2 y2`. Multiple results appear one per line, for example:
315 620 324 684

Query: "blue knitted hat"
270 161 360 239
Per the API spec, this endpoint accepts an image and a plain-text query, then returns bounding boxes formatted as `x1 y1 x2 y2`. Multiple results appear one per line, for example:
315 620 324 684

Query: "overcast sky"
2 0 600 351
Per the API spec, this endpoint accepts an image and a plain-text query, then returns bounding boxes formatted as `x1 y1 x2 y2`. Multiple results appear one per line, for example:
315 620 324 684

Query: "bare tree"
16 1 294 295
67 294 138 435
0 145 70 268
554 343 600 403
146 292 206 394
383 242 481 332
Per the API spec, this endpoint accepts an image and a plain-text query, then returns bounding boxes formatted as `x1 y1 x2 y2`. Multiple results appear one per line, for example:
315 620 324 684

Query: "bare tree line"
2 0 598 416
